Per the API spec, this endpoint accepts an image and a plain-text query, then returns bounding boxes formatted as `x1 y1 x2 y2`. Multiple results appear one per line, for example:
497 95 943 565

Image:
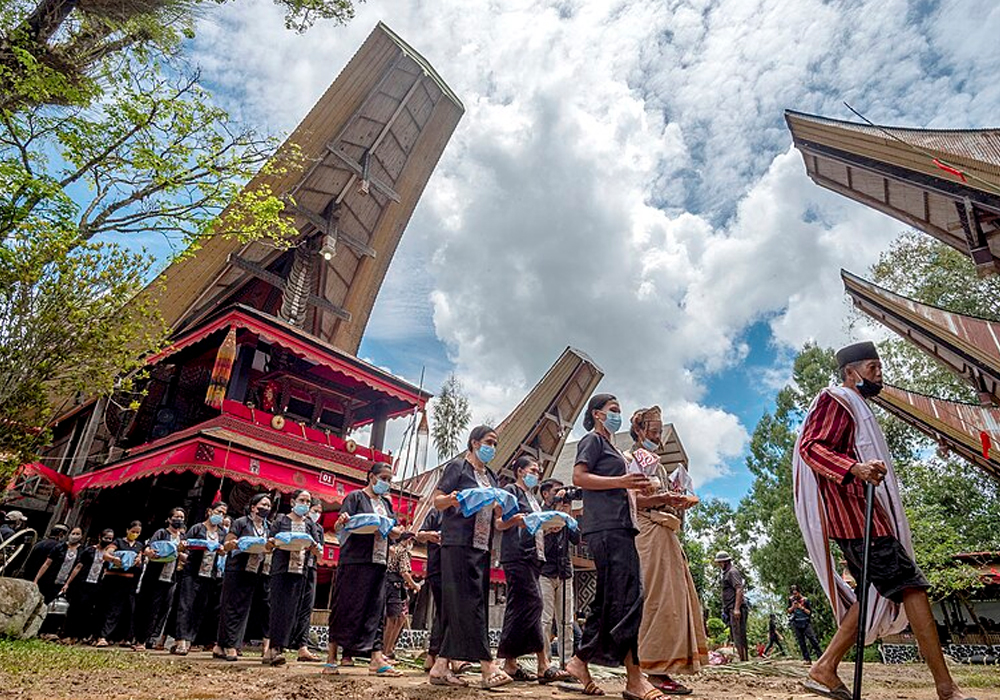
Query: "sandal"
508 666 537 682
453 661 474 674
582 681 606 696
651 678 692 696
298 650 322 662
94 639 109 648
800 678 852 700
321 663 340 675
340 656 355 666
481 670 513 689
539 667 572 684
622 691 665 700
370 665 403 677
430 673 467 687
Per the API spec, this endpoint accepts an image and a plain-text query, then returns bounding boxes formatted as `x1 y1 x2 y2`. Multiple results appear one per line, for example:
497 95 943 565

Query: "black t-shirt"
305 518 324 570
269 513 313 575
40 542 81 587
225 516 270 573
419 509 443 578
337 489 395 565
540 517 580 579
182 523 225 579
576 432 634 535
436 458 499 548
722 565 746 611
21 537 61 580
144 528 185 584
789 596 812 624
106 536 144 575
500 483 542 564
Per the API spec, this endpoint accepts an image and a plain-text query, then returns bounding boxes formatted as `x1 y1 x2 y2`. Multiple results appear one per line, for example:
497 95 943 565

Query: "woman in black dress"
61 528 116 642
266 489 319 666
291 498 324 662
173 501 228 655
324 462 403 676
564 394 662 700
95 520 144 647
496 455 568 682
429 425 512 689
33 526 84 603
133 507 187 650
217 493 271 661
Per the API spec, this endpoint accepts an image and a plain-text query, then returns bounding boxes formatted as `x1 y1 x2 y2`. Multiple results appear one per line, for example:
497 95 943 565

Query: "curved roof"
149 22 464 353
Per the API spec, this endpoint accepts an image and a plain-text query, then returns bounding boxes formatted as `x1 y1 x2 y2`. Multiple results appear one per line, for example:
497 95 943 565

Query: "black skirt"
217 569 262 648
329 562 387 654
576 528 643 667
439 545 492 662
498 558 545 659
427 573 443 657
269 572 306 649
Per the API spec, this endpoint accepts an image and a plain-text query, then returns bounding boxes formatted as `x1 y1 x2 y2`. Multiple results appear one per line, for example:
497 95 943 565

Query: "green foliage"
734 343 839 639
431 373 471 461
685 496 746 619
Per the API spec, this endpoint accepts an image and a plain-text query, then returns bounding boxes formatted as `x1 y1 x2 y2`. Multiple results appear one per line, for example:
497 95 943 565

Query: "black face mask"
101 538 113 545
169 518 185 529
855 378 883 399
255 508 270 519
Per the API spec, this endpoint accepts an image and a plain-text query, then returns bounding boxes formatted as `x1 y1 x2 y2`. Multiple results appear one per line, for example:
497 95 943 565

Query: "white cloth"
792 386 914 644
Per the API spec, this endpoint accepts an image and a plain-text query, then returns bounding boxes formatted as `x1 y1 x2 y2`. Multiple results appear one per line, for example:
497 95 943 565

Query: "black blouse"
144 528 185 584
269 513 311 576
225 516 270 573
437 457 499 549
338 489 395 566
576 432 635 535
418 508 443 577
182 523 225 579
106 536 144 575
500 483 543 564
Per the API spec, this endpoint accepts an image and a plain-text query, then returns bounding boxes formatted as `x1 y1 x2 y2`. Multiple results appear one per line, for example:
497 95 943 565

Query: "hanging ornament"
205 326 238 409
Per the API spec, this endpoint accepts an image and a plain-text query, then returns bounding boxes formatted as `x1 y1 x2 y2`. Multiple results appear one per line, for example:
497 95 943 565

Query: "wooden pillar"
370 401 389 452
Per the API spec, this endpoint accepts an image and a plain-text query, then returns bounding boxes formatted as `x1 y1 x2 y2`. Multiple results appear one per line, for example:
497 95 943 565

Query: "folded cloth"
273 531 316 551
111 550 138 570
236 536 268 554
340 513 396 538
185 538 221 552
215 553 227 575
148 540 178 563
523 510 579 535
455 487 519 519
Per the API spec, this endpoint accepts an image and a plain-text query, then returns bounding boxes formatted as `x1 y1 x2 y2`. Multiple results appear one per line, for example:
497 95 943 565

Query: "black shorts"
835 536 928 603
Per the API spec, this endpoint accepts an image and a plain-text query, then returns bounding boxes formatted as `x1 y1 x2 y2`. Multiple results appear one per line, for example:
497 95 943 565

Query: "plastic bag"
523 510 579 535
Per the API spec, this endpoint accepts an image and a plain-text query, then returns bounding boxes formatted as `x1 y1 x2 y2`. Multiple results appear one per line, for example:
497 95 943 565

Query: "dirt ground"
1 646 998 700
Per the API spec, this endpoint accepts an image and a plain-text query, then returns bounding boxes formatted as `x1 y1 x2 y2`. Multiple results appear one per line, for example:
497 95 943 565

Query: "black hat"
835 341 879 369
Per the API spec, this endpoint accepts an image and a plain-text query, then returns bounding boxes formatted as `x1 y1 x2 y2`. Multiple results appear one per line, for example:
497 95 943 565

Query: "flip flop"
321 663 339 675
430 673 467 686
370 665 403 677
539 667 573 684
622 691 665 700
481 670 514 689
800 678 853 700
651 678 692 696
582 681 606 696
508 666 537 682
453 661 474 674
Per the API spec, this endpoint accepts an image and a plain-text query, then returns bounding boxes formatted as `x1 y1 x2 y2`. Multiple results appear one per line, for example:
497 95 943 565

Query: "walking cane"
560 572 568 669
851 481 876 700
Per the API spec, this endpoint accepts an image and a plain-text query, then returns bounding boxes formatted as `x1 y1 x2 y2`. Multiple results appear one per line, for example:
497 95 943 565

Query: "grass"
0 637 180 675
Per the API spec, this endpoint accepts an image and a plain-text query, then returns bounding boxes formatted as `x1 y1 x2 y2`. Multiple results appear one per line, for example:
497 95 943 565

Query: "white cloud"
188 0 999 488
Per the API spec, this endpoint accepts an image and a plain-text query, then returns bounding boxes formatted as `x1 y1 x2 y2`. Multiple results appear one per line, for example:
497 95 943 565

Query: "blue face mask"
603 411 622 433
292 503 310 517
372 479 391 495
209 514 224 526
523 473 539 489
642 439 658 451
477 444 496 464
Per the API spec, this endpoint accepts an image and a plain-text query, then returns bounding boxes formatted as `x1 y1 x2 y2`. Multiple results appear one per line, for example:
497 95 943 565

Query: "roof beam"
227 254 352 322
286 201 377 259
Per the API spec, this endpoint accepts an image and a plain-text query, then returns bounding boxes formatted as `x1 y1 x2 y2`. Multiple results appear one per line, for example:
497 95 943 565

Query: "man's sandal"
480 670 513 689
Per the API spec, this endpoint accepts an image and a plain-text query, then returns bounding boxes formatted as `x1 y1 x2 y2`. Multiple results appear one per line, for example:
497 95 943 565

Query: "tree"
1 0 361 111
684 496 745 620
431 373 471 461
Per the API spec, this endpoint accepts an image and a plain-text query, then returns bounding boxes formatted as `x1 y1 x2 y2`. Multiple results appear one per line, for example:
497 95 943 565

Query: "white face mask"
309 512 321 523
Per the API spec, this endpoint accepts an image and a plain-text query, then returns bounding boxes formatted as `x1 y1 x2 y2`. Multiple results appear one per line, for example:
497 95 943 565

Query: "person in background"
34 526 83 603
133 507 187 651
217 493 271 662
325 463 403 676
788 585 822 663
21 523 68 581
291 498 325 663
764 613 787 657
429 425 512 690
0 510 28 541
173 501 227 656
564 394 662 700
416 507 447 672
539 479 579 673
95 521 144 647
61 528 116 643
383 532 420 661
714 552 748 662
266 489 320 666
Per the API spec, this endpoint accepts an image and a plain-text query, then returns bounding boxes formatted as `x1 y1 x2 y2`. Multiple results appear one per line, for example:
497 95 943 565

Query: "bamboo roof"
403 347 604 528
786 110 1000 275
149 22 464 354
843 270 1000 404
873 384 1000 483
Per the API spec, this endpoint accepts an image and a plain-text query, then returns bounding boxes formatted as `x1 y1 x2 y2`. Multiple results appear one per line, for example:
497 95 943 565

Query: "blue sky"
146 0 1000 503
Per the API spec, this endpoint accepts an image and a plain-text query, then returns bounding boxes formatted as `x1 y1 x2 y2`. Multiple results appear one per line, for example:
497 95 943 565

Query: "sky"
175 0 1000 503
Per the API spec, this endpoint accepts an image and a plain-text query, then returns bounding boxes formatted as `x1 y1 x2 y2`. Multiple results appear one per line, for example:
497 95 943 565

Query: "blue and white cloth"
523 510 579 536
148 540 178 563
455 487 519 519
185 538 221 552
236 536 268 554
339 513 396 538
273 531 316 551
